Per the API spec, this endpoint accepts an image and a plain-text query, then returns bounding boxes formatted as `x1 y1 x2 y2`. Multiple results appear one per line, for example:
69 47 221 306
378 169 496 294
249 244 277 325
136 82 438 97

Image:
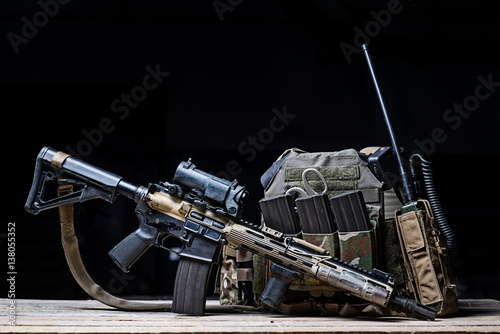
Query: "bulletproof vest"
252 147 458 317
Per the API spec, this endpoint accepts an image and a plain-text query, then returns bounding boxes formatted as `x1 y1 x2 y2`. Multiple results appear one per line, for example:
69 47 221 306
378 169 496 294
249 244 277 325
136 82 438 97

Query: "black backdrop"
2 1 499 300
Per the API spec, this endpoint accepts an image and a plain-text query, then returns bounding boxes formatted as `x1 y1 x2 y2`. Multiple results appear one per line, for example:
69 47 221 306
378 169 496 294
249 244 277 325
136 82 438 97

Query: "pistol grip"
108 223 158 273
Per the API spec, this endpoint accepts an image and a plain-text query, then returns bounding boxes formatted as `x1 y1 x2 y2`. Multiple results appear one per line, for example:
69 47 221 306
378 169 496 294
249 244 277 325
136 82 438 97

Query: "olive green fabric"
285 166 359 197
265 149 383 206
379 219 407 285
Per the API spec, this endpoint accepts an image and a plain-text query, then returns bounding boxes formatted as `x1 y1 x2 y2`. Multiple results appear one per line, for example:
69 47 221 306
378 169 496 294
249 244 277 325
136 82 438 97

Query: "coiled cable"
410 154 457 256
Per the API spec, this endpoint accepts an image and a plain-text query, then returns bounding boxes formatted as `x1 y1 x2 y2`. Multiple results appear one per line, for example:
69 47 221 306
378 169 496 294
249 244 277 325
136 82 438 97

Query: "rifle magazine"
172 257 213 316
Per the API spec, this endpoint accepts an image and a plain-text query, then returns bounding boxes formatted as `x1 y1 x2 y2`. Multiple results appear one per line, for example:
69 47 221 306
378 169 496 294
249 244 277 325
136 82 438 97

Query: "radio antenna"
361 44 414 202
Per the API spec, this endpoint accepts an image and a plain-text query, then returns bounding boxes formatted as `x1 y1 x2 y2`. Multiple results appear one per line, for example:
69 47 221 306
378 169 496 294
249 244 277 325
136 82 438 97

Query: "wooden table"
1 299 499 333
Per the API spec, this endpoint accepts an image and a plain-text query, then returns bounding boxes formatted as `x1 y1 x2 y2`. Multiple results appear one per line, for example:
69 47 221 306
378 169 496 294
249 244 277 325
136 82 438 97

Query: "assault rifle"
25 147 436 320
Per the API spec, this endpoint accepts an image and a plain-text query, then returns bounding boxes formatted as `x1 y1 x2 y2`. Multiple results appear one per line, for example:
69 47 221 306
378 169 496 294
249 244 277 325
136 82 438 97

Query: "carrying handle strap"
57 183 172 311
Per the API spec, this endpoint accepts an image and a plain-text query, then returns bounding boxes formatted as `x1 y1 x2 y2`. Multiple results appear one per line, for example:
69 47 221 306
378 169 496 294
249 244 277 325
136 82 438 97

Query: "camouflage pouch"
336 203 380 270
291 232 339 292
395 199 459 316
218 246 238 305
302 232 340 258
338 229 375 270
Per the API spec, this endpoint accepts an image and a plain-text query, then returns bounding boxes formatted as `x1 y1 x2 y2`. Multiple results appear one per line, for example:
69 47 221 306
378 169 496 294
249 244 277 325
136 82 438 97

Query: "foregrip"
260 263 299 308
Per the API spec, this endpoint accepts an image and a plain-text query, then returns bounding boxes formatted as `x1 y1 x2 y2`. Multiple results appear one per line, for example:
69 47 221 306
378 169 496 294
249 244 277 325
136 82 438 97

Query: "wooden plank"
1 299 499 334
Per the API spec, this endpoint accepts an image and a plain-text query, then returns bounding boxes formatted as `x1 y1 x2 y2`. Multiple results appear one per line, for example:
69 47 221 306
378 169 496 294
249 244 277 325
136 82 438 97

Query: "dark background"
1 1 499 301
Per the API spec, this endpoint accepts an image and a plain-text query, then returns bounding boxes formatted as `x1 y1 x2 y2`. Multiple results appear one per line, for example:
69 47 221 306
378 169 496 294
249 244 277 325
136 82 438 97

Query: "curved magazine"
172 257 213 316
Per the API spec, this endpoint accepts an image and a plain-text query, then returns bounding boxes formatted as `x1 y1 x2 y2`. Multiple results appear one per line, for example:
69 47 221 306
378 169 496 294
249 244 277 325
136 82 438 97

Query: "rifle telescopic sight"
173 160 248 218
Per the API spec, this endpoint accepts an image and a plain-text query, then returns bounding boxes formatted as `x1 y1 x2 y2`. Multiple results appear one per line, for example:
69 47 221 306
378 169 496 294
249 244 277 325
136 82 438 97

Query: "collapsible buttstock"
25 148 46 214
25 146 137 215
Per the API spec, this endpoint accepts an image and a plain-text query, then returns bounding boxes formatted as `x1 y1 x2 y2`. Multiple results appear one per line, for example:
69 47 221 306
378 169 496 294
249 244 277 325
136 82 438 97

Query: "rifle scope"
174 159 248 218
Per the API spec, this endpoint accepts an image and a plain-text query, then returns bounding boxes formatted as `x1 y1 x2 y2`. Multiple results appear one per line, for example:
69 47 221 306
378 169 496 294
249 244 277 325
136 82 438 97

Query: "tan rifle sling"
57 183 259 314
51 150 171 311
56 183 172 311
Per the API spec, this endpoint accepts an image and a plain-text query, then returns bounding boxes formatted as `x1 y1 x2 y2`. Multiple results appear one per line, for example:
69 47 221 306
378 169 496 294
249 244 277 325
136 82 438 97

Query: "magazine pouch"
395 199 459 316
